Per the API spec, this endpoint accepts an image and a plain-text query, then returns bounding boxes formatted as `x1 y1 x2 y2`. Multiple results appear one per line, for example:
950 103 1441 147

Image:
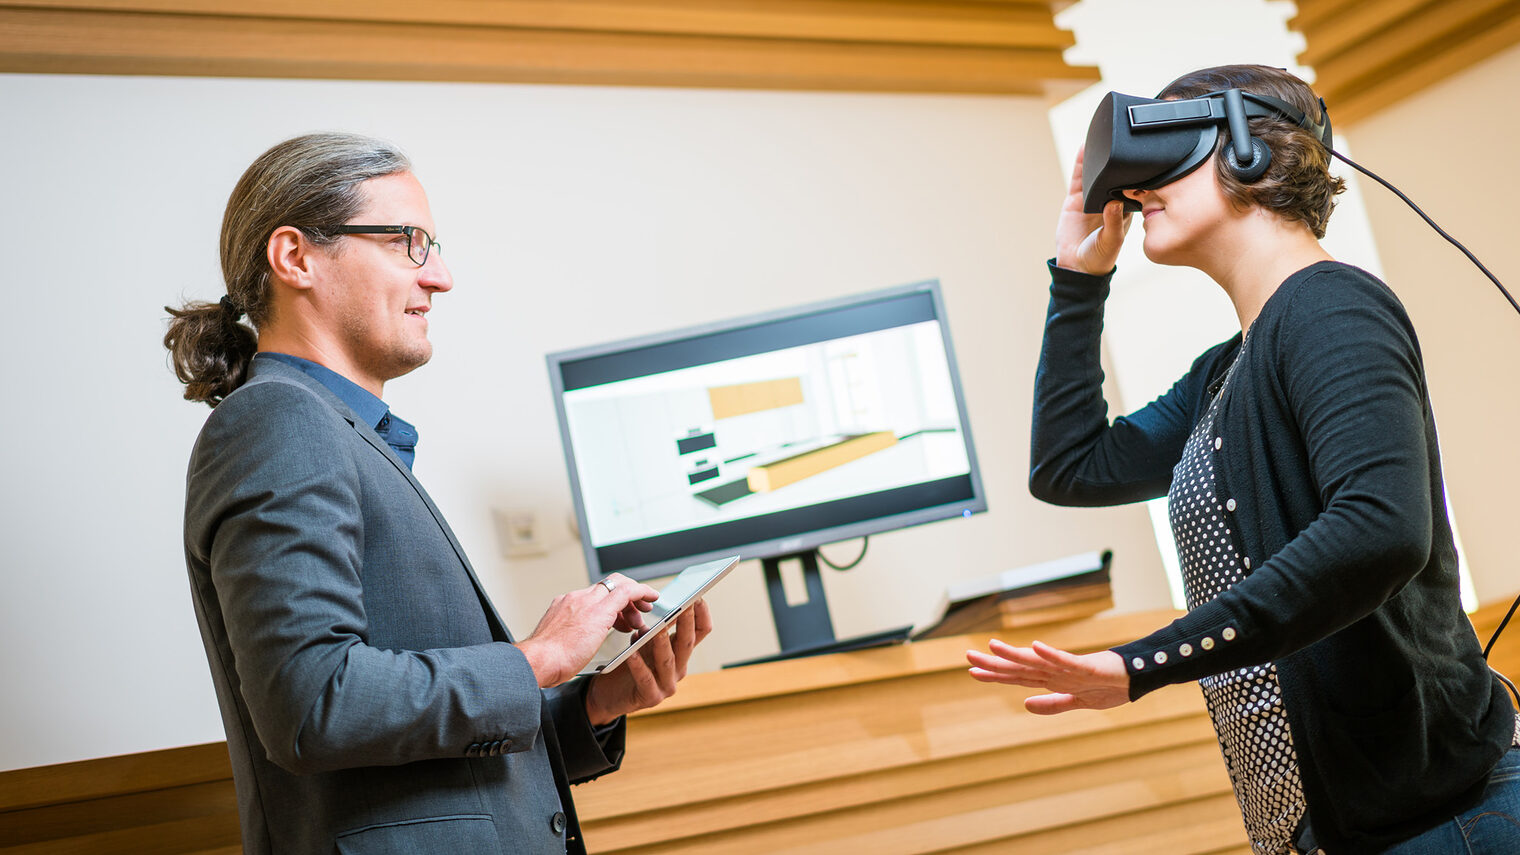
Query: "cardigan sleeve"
1115 266 1441 697
1029 260 1217 507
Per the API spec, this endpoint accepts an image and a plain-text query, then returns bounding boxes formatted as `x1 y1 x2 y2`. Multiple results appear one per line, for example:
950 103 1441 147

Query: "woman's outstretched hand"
1055 146 1132 276
967 638 1131 715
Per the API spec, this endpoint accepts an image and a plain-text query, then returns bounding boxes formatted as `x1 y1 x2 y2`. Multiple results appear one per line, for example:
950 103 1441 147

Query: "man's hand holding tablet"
582 556 739 726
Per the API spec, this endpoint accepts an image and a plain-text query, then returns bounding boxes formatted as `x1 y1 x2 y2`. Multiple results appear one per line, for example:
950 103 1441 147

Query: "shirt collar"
255 352 389 430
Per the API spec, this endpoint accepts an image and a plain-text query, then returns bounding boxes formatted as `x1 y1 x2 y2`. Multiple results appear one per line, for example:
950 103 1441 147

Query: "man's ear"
267 226 320 291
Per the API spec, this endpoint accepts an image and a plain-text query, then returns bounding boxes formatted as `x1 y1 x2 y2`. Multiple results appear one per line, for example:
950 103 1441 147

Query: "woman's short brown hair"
1158 65 1345 238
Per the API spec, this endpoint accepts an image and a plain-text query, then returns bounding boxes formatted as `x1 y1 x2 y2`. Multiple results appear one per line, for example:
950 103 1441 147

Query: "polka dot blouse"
1168 338 1307 855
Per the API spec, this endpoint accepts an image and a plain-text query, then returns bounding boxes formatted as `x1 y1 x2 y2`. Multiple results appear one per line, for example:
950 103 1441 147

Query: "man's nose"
419 254 453 292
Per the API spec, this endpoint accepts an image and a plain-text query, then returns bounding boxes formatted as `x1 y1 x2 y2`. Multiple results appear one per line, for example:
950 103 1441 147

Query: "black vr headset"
1081 87 1332 213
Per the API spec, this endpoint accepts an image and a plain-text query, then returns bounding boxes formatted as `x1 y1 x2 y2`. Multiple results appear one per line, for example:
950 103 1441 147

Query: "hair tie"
219 294 244 319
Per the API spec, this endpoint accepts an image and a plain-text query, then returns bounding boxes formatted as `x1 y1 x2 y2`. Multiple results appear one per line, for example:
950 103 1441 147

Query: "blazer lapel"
350 425 517 643
246 359 516 643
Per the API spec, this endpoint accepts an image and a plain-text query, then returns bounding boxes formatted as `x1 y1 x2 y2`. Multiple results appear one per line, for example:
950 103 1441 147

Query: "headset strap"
1128 89 1331 149
1230 90 1332 148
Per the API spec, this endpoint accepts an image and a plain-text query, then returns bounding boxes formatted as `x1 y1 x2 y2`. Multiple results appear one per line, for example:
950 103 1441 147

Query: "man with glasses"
164 133 713 855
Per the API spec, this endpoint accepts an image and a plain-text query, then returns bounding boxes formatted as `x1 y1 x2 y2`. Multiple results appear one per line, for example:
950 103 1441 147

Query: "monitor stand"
722 549 912 668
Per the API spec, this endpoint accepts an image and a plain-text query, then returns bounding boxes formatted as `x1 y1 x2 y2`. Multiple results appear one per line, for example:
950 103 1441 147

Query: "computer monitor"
546 280 987 660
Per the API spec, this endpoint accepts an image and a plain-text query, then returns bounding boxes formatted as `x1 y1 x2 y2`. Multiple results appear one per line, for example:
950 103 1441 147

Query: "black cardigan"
1030 259 1512 854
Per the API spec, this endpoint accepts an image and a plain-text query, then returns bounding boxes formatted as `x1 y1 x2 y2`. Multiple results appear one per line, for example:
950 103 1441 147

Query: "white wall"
1344 43 1520 605
0 73 1170 771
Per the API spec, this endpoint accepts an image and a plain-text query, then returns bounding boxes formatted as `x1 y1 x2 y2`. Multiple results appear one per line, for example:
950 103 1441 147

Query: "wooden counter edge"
634 607 1187 716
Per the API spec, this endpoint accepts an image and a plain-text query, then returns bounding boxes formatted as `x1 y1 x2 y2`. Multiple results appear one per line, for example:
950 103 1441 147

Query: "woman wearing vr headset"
967 65 1519 854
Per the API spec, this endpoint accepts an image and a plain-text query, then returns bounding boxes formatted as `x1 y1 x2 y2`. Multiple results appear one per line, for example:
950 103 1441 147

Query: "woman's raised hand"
1055 147 1132 276
967 638 1131 714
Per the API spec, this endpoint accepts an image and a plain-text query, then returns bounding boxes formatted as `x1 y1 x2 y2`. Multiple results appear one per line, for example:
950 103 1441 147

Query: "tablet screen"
579 555 740 675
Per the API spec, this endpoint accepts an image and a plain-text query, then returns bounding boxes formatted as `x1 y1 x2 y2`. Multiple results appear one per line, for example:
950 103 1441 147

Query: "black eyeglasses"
323 225 440 267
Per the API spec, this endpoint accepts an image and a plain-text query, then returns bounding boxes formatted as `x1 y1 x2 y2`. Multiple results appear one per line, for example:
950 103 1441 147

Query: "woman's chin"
1140 235 1188 268
1140 242 1171 265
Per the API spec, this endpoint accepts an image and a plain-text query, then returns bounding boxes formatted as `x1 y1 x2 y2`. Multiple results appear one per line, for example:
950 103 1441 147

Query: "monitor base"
721 624 912 669
722 548 913 669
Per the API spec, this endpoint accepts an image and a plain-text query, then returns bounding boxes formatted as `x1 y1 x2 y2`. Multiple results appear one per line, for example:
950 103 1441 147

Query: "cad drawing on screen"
546 280 988 662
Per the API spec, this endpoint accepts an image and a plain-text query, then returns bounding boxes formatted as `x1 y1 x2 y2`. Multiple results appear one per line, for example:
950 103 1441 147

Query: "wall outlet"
494 508 548 558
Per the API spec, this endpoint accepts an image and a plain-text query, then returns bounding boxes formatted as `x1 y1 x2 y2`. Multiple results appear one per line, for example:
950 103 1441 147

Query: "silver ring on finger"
599 578 616 593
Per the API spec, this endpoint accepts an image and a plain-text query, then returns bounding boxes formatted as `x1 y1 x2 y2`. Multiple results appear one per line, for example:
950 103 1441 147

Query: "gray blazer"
183 357 622 854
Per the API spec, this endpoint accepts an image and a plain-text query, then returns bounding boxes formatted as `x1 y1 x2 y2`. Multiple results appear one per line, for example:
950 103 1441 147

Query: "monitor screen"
547 280 987 583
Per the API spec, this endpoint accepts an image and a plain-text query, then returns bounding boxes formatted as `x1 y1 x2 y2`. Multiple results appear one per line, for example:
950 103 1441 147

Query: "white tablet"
579 555 741 676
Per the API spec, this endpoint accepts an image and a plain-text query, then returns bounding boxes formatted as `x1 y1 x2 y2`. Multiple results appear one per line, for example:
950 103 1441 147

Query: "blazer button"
465 743 481 758
550 811 568 835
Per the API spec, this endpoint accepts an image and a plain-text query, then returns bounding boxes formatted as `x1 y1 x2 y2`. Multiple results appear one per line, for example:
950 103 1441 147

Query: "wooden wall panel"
571 611 1251 853
1471 593 1520 711
0 743 238 854
5 598 1518 853
1293 0 1520 124
0 0 1098 94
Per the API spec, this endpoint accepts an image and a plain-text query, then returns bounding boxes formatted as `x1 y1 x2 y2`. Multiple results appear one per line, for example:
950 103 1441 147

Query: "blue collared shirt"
255 352 418 469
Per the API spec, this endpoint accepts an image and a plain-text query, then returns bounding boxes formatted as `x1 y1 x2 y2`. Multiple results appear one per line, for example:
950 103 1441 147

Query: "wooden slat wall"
1293 0 1520 124
572 609 1249 854
11 1 1517 123
0 742 238 854
1472 597 1520 699
0 0 1098 94
4 599 1518 853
